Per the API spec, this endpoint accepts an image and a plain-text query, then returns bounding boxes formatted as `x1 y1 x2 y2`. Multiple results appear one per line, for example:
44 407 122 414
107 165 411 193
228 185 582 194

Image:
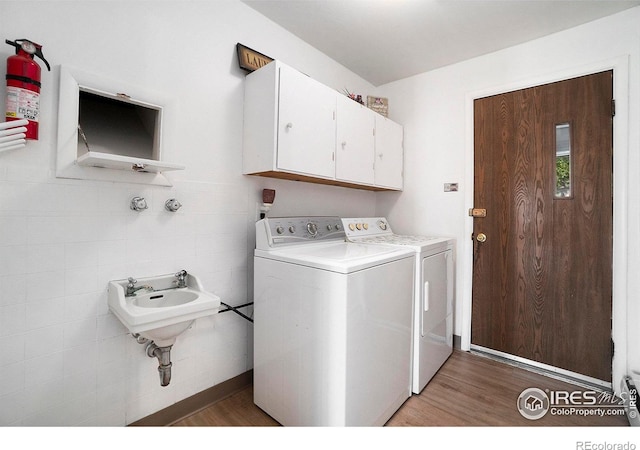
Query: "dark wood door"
471 71 613 382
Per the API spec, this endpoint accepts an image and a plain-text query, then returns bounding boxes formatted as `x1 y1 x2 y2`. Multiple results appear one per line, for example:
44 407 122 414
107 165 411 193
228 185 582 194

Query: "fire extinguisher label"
5 86 40 122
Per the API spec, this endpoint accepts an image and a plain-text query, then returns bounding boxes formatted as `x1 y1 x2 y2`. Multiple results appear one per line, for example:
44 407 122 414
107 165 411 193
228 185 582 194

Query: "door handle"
476 233 487 243
424 281 429 312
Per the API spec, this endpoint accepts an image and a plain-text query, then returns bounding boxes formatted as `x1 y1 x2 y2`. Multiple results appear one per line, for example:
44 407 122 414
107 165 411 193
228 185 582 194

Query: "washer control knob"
276 226 284 234
335 224 341 230
307 222 318 236
289 226 296 233
326 224 333 231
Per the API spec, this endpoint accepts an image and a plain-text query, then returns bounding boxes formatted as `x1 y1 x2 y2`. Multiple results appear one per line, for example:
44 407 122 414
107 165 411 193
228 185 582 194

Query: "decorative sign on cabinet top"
236 43 274 73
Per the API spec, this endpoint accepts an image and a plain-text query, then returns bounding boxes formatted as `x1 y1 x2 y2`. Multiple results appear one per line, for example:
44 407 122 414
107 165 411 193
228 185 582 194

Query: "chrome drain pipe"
145 342 173 387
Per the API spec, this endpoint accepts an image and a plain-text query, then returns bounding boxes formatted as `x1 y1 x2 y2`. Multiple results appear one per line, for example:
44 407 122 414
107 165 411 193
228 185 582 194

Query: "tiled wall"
0 170 252 425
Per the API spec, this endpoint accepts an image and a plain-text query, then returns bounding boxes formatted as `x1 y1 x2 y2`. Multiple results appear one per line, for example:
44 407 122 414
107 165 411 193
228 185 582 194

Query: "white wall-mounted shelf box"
56 65 184 186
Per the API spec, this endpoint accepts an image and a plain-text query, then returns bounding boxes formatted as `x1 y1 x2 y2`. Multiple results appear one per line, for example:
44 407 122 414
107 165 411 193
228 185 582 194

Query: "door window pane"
555 123 571 198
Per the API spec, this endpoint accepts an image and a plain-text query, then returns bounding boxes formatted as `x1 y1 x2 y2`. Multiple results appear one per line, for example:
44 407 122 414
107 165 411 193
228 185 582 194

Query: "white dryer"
253 217 415 426
342 217 455 394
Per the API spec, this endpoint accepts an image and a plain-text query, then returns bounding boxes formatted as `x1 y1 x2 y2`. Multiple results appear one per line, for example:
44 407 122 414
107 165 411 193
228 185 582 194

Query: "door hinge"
611 338 615 358
611 99 616 117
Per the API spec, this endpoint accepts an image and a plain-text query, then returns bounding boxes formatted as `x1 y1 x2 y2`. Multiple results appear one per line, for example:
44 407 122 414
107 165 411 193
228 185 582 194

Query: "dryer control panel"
256 217 345 249
342 217 393 239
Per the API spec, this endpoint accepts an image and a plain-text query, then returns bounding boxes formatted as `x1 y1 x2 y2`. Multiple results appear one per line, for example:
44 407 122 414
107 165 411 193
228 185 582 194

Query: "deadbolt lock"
476 233 487 243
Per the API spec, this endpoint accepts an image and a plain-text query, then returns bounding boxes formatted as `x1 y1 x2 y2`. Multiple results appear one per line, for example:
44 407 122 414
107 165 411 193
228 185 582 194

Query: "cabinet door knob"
341 141 347 148
285 122 293 130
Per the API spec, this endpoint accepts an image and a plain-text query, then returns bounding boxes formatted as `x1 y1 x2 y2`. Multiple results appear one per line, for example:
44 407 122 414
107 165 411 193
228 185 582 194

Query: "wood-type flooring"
172 350 628 427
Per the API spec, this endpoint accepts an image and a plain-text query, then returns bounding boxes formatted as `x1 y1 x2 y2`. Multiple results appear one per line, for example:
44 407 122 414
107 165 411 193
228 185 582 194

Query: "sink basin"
108 272 221 346
132 289 199 308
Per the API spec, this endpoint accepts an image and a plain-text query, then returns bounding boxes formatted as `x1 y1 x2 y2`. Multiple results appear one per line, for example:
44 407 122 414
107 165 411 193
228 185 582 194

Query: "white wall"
376 7 640 389
0 0 378 425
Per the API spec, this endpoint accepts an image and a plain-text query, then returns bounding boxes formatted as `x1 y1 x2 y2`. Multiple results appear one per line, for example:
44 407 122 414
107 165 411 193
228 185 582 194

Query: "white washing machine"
342 217 454 394
253 216 415 426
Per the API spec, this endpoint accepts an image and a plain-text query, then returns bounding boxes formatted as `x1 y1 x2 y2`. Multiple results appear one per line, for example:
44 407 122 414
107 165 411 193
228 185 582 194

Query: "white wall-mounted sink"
108 272 220 346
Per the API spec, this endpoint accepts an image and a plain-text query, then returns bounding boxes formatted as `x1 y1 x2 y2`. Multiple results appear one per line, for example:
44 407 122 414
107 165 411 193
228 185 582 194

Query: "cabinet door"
374 116 404 190
335 96 375 185
277 65 336 179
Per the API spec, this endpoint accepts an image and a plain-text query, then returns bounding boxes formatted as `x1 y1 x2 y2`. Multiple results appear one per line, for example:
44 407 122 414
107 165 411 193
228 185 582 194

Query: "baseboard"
453 334 462 350
129 370 253 426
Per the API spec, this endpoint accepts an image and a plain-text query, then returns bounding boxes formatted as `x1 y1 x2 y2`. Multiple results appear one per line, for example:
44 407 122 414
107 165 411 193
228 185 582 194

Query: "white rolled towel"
0 140 26 153
0 119 29 131
0 120 30 152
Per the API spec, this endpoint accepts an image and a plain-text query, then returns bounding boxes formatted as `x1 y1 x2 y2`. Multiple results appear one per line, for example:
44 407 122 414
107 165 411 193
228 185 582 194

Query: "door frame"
461 56 630 392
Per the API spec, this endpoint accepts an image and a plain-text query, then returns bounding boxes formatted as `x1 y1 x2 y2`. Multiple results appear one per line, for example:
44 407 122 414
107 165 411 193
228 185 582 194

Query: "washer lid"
254 241 414 273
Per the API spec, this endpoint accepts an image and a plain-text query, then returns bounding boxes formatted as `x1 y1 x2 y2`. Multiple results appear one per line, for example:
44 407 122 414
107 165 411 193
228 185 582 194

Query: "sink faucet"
175 270 188 288
126 277 154 297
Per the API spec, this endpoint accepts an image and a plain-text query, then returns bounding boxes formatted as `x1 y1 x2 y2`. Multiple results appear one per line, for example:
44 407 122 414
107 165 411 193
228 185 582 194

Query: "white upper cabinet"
335 95 375 185
276 64 336 179
243 60 403 191
374 115 404 190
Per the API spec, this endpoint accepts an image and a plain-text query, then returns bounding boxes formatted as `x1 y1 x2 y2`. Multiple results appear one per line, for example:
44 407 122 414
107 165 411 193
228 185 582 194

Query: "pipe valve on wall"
5 38 50 140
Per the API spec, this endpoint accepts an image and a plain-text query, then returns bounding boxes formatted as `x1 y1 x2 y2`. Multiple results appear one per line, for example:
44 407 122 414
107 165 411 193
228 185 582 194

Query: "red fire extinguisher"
5 39 50 140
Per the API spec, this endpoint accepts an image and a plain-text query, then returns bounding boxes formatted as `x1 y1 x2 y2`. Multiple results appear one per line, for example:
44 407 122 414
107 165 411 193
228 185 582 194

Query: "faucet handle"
127 277 137 286
165 198 182 212
130 197 148 212
175 270 187 287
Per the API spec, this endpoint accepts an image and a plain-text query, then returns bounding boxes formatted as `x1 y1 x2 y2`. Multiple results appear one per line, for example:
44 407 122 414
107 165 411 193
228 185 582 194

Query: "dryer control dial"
307 222 318 236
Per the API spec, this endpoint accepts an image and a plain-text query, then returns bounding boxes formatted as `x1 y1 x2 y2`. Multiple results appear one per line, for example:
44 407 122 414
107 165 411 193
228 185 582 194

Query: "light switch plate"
444 183 459 192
